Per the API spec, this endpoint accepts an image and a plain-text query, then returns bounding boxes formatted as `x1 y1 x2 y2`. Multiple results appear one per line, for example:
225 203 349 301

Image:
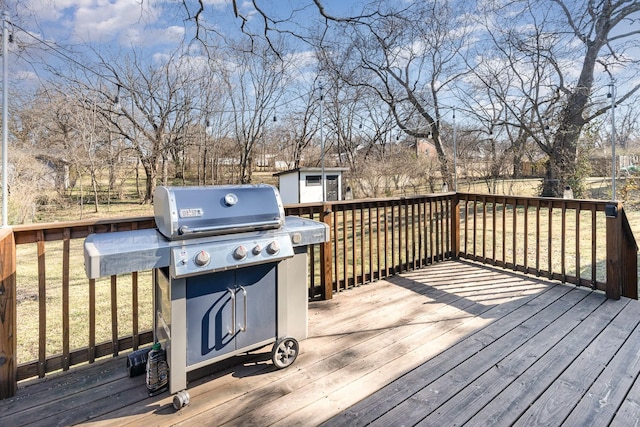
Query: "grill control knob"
252 244 262 255
266 240 280 255
194 250 210 266
233 245 248 260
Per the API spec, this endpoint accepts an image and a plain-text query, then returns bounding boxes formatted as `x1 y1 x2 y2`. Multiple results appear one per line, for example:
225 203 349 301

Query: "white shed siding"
278 172 300 204
299 172 324 203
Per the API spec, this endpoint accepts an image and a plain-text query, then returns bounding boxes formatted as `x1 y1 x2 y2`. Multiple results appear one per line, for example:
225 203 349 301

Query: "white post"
610 79 616 200
2 11 8 227
453 107 457 192
319 83 325 202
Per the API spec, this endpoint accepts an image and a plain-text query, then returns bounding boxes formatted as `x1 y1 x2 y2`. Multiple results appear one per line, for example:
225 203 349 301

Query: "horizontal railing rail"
0 192 636 399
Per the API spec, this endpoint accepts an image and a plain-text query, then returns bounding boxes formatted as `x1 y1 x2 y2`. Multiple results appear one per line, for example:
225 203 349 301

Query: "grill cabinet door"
234 263 277 351
184 263 277 367
185 270 236 366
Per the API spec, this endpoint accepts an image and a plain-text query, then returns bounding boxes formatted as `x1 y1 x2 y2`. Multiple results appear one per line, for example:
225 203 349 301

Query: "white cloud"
124 25 185 48
21 0 180 47
73 0 161 43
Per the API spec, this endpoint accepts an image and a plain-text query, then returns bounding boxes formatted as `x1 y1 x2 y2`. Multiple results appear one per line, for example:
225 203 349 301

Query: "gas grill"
84 184 329 408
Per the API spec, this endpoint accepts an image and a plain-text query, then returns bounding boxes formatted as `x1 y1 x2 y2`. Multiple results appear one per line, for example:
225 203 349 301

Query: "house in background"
273 167 349 204
413 137 438 158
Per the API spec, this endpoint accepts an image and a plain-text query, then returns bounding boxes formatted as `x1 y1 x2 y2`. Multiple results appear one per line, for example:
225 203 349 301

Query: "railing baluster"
351 204 357 286
411 201 416 270
342 208 347 290
463 197 468 255
418 200 423 268
89 278 96 363
576 203 581 285
384 204 390 276
473 195 477 258
36 230 46 378
88 224 96 364
62 228 70 371
403 200 409 271
111 275 118 356
428 200 434 263
481 196 487 262
535 200 541 275
561 202 567 282
445 197 451 256
591 205 597 287
132 272 139 350
491 199 496 264
512 199 517 269
332 207 339 293
391 202 397 274
376 203 382 279
398 201 404 273
523 199 529 273
438 197 442 259
321 204 333 300
502 198 507 266
368 205 374 280
360 205 365 283
548 202 553 279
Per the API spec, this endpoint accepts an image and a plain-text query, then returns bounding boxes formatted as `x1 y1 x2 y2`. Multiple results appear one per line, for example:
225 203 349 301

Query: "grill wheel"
271 337 299 369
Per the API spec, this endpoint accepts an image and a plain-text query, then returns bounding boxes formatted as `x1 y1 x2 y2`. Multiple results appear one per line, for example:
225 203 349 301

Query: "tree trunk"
91 171 100 213
541 141 577 197
240 148 253 184
142 159 158 204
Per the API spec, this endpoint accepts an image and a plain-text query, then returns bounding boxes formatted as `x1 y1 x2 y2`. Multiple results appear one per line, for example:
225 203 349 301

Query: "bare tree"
475 0 640 196
98 51 197 203
219 38 291 183
270 88 319 170
318 0 473 188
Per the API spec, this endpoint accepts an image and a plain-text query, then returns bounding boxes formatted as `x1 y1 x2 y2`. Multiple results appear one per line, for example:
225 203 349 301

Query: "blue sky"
6 0 639 116
8 0 363 87
13 0 358 48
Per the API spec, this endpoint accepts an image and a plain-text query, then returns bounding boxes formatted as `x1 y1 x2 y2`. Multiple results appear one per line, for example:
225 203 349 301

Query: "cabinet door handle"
238 286 247 332
228 288 235 335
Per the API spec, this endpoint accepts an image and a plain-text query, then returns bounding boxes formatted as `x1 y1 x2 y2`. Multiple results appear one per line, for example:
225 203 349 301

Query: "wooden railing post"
451 193 460 259
0 227 17 398
621 207 638 299
320 203 334 300
605 202 622 300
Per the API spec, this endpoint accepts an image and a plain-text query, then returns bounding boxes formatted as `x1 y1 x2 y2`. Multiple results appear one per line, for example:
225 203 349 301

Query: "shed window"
305 175 322 186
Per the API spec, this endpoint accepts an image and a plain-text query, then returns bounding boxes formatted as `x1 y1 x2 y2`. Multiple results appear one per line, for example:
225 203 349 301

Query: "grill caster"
173 390 190 410
271 337 299 369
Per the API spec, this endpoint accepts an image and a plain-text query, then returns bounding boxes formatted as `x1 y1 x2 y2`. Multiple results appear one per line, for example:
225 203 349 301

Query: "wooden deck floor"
3 260 640 426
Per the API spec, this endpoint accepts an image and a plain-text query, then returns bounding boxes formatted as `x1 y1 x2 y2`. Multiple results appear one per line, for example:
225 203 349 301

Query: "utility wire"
10 20 462 130
10 21 117 85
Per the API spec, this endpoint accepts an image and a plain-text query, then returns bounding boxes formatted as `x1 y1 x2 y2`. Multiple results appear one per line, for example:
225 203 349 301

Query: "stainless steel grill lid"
154 184 286 240
84 184 329 280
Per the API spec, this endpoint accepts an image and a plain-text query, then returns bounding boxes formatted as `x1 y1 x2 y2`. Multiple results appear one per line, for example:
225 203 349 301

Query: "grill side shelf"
84 229 171 279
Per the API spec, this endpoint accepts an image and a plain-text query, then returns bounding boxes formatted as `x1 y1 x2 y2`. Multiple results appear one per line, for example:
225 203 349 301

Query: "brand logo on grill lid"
179 208 204 218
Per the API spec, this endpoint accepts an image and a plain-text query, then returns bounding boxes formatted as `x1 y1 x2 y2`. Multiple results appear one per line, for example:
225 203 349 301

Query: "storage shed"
273 167 349 204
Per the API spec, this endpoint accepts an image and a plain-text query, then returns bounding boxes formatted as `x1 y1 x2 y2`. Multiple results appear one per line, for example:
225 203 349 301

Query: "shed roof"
273 167 349 177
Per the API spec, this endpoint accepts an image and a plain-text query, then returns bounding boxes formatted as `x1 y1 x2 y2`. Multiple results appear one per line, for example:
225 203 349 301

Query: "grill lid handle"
178 219 283 236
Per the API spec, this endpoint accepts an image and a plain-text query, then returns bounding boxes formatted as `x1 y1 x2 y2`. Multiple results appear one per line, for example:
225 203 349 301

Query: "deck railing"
0 193 637 398
287 194 456 299
456 193 638 300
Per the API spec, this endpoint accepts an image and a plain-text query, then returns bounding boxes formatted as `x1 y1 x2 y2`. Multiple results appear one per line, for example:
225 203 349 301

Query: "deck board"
390 290 599 426
417 291 607 426
2 260 640 426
